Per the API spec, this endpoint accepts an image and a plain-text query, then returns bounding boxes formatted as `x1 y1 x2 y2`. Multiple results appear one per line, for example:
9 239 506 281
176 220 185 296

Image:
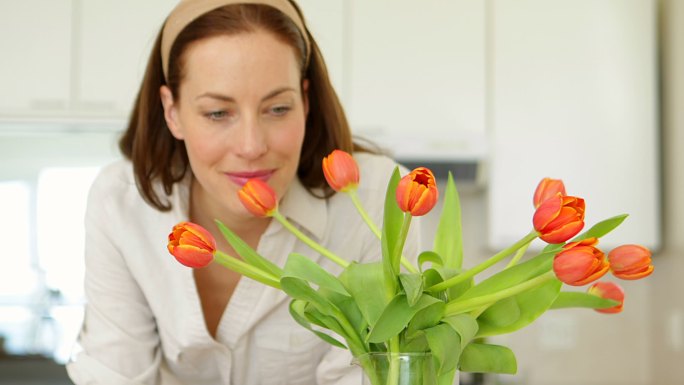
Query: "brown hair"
119 2 366 211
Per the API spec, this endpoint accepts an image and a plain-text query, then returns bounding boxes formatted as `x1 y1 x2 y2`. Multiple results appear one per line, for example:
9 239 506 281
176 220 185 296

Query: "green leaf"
424 323 461 375
280 276 336 315
399 273 424 307
215 220 283 278
283 253 349 296
401 330 429 352
418 251 444 270
550 291 620 310
339 262 388 326
405 301 446 339
460 342 517 374
319 287 368 341
381 167 403 286
302 304 368 356
572 214 629 242
367 294 442 343
441 313 479 351
477 297 520 328
476 279 562 338
289 300 347 349
434 172 464 269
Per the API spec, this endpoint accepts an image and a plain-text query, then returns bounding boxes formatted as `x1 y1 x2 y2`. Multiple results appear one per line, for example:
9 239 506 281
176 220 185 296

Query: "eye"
269 105 292 116
204 110 228 121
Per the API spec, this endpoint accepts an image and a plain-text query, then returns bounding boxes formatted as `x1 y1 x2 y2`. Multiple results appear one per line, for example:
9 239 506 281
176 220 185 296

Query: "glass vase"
353 352 441 385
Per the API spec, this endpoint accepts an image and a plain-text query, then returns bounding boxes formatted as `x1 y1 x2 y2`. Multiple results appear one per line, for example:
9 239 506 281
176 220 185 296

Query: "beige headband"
161 0 311 81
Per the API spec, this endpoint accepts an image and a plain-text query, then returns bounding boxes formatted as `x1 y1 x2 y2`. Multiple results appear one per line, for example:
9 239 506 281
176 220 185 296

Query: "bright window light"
36 167 101 303
0 181 35 300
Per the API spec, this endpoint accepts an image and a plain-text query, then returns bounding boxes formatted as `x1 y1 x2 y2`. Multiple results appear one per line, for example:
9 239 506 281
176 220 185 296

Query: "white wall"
651 0 684 384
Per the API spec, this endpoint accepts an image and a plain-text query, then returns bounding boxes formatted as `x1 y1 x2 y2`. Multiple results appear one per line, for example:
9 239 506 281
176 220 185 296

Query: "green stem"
470 240 535 318
428 231 538 293
272 211 349 268
387 337 401 385
214 251 281 289
349 190 418 274
391 214 412 274
505 239 531 269
446 270 556 315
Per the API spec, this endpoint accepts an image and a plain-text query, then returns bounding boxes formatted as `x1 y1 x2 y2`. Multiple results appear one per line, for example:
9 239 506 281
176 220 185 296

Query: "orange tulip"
322 150 359 192
167 221 216 268
553 238 609 286
588 281 625 314
608 244 654 280
533 178 566 208
533 194 585 244
238 179 278 217
395 167 438 216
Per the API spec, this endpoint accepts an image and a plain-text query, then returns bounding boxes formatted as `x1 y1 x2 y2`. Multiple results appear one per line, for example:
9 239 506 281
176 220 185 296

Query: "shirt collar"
278 178 327 241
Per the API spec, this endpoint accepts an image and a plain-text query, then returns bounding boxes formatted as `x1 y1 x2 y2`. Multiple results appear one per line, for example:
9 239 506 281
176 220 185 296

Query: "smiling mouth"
226 170 274 186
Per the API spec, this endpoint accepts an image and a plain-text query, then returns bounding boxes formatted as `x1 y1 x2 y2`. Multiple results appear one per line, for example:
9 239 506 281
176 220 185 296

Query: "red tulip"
588 281 625 314
322 150 359 192
608 244 654 280
533 194 585 244
533 178 566 208
238 179 278 217
167 222 216 268
553 238 609 286
395 167 438 216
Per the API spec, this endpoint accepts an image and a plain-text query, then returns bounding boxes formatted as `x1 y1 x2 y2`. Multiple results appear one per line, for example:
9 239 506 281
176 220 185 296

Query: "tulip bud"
553 238 609 286
608 244 654 280
395 167 439 216
238 179 278 217
533 194 585 244
167 222 216 268
588 281 625 314
322 150 360 192
533 178 566 208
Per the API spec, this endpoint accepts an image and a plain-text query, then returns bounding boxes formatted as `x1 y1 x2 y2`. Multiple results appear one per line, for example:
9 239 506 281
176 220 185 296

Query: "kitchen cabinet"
0 0 176 121
342 0 487 162
1 0 487 163
0 0 72 117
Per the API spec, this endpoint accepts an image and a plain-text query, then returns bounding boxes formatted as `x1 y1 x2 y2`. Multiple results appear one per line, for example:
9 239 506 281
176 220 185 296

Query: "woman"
67 1 419 384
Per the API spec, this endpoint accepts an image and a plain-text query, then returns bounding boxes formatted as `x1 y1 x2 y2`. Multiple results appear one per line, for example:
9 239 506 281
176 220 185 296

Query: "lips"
225 169 274 186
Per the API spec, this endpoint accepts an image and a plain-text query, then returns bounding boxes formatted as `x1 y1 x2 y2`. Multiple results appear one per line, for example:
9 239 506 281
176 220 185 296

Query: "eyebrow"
195 87 297 102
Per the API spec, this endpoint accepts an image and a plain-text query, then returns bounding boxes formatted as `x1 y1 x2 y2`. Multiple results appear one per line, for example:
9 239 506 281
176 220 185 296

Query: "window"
0 128 120 363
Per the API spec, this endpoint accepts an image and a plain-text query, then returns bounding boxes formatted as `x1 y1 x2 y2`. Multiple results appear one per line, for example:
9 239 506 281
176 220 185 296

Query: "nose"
233 114 267 160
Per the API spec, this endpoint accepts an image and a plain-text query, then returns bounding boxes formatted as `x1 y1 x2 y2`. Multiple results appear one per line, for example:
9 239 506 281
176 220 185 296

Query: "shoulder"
353 152 405 193
88 159 137 203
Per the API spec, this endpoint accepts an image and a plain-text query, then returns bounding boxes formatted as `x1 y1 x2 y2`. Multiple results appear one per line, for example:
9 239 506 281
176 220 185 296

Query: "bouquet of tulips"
167 150 653 385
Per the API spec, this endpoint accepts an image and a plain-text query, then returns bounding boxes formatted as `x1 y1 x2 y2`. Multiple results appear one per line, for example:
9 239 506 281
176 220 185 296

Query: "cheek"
184 132 228 167
277 121 306 156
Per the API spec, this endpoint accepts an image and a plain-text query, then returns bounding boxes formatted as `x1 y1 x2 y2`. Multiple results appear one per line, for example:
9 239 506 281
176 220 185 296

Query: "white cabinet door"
487 0 660 249
76 0 177 118
0 0 72 116
345 0 487 161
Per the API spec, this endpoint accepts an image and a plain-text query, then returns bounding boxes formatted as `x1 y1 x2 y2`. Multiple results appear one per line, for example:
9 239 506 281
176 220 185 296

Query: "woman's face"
161 30 308 221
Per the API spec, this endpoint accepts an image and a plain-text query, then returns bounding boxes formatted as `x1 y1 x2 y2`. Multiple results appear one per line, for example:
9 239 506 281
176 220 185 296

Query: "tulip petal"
395 167 438 217
238 179 278 217
167 222 217 268
533 178 566 208
613 265 654 280
588 281 625 314
322 150 360 192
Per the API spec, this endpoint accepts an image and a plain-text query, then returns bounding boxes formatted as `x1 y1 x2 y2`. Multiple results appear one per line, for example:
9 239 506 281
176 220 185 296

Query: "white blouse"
66 153 420 385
